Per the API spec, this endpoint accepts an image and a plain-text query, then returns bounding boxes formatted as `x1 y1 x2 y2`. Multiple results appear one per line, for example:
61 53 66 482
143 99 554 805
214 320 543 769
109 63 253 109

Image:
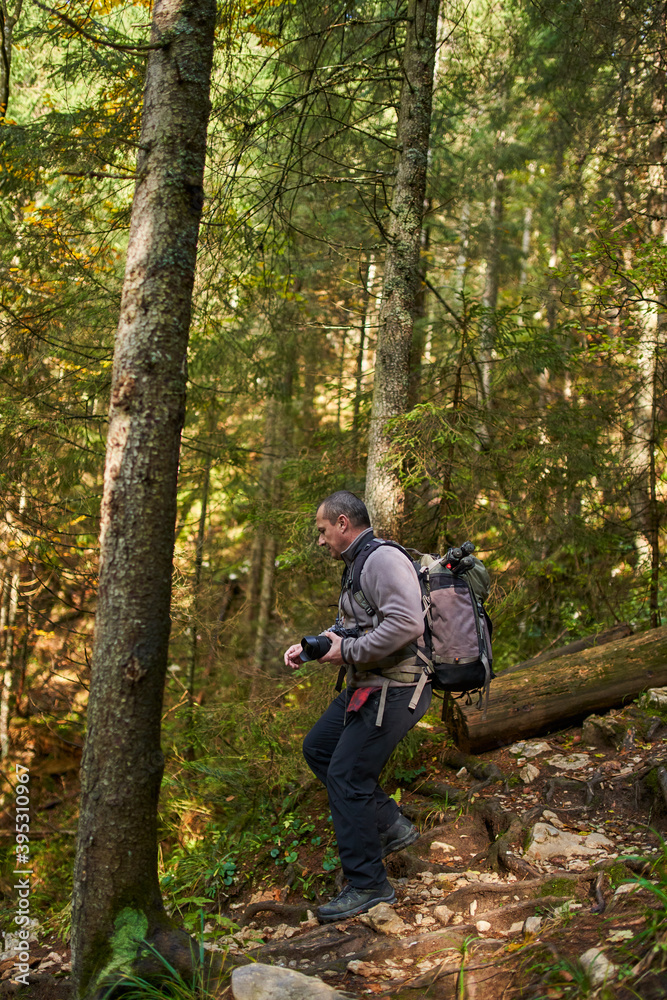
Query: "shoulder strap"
345 538 415 616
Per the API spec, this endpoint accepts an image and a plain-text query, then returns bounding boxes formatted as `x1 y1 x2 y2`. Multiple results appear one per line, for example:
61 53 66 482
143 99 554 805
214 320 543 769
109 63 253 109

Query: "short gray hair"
317 490 370 528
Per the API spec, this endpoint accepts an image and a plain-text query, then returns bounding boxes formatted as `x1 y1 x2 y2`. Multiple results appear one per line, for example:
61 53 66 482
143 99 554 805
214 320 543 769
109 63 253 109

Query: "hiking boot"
380 813 420 858
316 880 396 923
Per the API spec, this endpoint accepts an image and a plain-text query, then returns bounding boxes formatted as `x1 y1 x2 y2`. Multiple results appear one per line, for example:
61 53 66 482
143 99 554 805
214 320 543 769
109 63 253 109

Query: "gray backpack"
347 538 494 711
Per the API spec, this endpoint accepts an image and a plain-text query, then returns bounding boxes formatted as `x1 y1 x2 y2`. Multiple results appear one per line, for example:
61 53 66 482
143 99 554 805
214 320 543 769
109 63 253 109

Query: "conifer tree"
70 1 217 995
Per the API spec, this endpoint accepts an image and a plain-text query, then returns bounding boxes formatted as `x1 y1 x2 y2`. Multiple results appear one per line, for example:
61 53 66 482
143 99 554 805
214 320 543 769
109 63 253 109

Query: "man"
284 490 431 922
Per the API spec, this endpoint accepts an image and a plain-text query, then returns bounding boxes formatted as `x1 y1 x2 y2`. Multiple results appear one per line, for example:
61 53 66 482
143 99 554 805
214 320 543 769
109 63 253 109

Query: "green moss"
536 877 577 897
96 908 149 984
608 863 633 888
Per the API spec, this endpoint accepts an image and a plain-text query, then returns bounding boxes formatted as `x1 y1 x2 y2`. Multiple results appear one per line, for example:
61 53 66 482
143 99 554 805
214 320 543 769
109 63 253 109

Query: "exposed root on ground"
238 901 308 927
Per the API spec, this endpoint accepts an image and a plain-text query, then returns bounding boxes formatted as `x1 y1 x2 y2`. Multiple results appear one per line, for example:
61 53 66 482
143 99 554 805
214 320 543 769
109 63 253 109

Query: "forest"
0 0 666 998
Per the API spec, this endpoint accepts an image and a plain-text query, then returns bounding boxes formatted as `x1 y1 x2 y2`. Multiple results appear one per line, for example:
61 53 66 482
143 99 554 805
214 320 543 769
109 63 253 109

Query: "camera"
299 619 362 662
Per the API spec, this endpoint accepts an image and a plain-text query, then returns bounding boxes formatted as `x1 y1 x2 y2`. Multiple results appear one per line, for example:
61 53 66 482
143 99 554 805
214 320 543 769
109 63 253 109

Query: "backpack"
344 537 494 713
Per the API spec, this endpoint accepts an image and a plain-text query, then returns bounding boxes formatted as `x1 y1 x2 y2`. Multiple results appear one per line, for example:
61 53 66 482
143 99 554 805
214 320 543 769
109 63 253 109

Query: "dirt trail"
224 710 667 999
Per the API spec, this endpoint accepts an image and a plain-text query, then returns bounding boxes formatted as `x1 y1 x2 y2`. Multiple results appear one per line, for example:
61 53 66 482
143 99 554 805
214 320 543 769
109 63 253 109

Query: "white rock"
523 741 552 758
508 921 524 935
359 901 408 935
433 905 455 926
476 920 491 932
232 964 345 1000
469 900 478 916
520 764 540 783
580 948 618 986
523 915 542 935
524 823 614 861
346 961 378 977
456 767 469 778
608 929 634 943
646 686 667 708
546 753 591 771
613 883 637 897
541 810 564 828
430 841 455 852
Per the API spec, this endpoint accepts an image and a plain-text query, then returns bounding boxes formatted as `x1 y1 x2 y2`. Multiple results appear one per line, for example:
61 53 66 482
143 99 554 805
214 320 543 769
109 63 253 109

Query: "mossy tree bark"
71 2 216 997
365 0 440 540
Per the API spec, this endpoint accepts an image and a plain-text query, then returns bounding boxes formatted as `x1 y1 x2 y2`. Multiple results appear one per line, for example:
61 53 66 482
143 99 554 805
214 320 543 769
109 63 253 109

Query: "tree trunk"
365 0 440 539
71 2 216 997
0 569 17 758
0 1 23 119
185 454 211 748
352 255 378 456
478 168 504 444
446 626 667 753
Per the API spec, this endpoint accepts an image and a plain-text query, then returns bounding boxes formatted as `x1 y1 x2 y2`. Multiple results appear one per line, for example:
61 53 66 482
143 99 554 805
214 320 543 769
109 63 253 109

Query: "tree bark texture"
71 2 216 997
365 0 440 540
0 1 22 119
446 626 667 753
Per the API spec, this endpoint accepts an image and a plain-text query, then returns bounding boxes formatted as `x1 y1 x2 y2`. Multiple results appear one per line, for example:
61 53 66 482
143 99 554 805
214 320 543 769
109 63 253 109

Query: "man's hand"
318 631 345 666
284 643 303 670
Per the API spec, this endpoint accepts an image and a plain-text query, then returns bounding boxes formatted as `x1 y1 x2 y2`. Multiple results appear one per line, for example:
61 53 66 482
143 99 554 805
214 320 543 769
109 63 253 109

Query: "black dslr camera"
299 618 362 662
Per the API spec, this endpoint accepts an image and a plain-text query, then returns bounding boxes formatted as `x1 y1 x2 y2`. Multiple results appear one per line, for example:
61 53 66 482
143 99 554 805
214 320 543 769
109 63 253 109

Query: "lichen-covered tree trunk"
365 0 440 540
71 2 216 997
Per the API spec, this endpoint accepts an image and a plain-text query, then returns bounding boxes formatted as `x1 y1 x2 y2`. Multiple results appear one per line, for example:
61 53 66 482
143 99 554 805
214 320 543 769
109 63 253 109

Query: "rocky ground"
3 700 667 999
215 703 667 1000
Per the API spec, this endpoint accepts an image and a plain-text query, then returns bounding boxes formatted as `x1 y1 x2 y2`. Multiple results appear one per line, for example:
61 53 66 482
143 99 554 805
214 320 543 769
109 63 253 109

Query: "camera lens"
299 635 333 662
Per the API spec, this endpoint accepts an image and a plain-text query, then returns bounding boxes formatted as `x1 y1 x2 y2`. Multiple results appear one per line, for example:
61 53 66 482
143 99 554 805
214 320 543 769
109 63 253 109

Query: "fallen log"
503 622 633 674
446 625 667 753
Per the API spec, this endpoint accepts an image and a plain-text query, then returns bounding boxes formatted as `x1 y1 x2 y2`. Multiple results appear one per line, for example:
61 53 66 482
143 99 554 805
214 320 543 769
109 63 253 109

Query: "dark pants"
302 683 432 889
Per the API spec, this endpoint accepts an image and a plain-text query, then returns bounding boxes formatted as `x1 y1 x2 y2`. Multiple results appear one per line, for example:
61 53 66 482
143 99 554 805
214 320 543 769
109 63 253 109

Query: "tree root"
238 901 308 927
411 778 467 804
440 749 505 783
471 796 537 875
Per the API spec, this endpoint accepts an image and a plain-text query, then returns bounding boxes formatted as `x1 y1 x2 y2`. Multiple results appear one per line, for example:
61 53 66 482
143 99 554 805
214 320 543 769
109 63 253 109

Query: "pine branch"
34 1 166 53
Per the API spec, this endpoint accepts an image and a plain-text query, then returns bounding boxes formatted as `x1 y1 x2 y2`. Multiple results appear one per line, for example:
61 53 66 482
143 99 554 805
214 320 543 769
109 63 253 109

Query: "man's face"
316 506 348 560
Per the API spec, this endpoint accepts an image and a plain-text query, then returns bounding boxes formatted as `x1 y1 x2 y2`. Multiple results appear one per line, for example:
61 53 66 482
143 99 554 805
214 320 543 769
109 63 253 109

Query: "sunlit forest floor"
1 679 666 1000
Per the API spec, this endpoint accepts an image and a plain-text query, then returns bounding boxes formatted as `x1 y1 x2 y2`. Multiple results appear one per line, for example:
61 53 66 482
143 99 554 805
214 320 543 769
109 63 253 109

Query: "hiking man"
284 490 431 922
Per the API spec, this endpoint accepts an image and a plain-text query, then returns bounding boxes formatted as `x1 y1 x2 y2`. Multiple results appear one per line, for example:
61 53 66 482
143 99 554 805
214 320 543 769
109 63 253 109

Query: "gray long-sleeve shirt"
337 528 424 687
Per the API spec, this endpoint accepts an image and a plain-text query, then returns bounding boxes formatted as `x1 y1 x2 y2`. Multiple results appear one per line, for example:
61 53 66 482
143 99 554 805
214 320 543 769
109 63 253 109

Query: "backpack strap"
343 537 414 622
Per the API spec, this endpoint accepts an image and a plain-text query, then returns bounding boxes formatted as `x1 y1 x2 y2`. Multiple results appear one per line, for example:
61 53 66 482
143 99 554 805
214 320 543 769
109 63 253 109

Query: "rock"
231 964 345 1000
520 764 540 783
469 900 478 916
646 686 667 708
433 905 455 926
359 902 408 935
476 920 491 932
523 915 542 935
541 809 564 828
508 921 524 935
456 766 469 778
346 960 378 977
430 841 455 852
580 948 618 986
545 753 591 771
582 714 627 749
509 740 551 758
608 929 634 943
524 822 614 861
